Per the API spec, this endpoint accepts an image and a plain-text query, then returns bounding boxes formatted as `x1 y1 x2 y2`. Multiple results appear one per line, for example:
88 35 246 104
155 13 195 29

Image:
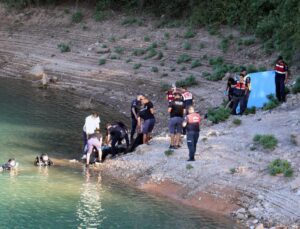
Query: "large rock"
29 64 45 80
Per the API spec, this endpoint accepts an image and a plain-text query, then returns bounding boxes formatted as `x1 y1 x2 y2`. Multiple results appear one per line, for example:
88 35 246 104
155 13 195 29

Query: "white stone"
255 223 264 229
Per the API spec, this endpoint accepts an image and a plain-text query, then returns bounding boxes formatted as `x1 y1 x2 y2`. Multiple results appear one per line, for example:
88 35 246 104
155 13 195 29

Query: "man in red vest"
182 106 201 161
274 56 288 102
231 74 246 115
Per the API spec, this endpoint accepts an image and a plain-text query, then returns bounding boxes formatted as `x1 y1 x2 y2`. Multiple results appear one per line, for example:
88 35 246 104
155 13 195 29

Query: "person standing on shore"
274 56 289 102
231 74 246 115
166 84 176 105
182 106 201 161
168 92 185 149
130 95 142 142
240 68 251 113
138 96 155 145
82 112 100 151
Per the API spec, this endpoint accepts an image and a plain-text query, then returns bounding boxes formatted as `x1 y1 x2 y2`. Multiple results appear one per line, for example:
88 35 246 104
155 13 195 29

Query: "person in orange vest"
231 74 246 115
182 106 201 161
165 84 176 105
274 56 289 102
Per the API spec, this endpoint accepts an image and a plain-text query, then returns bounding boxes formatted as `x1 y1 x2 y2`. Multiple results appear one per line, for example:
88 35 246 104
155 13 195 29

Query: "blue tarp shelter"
247 70 275 108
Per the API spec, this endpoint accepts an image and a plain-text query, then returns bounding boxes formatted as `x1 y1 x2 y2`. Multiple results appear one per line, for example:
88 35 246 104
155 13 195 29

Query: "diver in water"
0 159 19 171
34 153 53 166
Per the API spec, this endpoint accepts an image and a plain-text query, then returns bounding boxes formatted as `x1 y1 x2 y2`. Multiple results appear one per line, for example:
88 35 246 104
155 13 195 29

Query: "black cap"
241 67 247 72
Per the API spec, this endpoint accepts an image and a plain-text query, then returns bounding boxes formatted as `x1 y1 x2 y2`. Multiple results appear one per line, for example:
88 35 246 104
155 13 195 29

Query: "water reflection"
76 168 106 228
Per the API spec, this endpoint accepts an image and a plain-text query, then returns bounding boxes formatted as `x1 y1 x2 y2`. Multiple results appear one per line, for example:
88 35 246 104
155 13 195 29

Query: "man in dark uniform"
274 56 288 102
130 95 142 142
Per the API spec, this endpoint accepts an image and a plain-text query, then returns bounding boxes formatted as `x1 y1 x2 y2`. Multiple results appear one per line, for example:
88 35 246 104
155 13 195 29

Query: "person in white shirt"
82 112 100 150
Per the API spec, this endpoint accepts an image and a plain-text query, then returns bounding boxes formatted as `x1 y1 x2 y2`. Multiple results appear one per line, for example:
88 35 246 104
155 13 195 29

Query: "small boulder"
95 47 110 54
255 223 264 229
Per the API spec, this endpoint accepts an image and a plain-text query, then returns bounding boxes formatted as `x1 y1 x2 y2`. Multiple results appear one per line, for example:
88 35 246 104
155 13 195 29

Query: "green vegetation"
157 51 164 60
114 46 124 54
292 77 300 94
263 94 280 110
244 106 256 115
125 58 132 63
240 37 256 46
132 48 146 56
182 41 191 50
110 54 120 59
98 58 106 65
186 164 194 170
268 159 293 177
230 168 237 174
161 83 171 91
191 59 201 69
253 134 278 150
57 43 70 53
199 43 205 49
209 56 224 66
175 75 197 87
101 44 108 48
151 66 159 73
164 32 170 39
144 36 150 42
218 37 229 53
94 10 105 22
180 66 186 71
71 11 83 23
232 118 242 125
176 54 192 64
108 36 116 42
207 107 231 124
164 149 174 156
133 63 142 69
144 48 157 59
161 73 169 77
184 29 196 39
122 17 143 26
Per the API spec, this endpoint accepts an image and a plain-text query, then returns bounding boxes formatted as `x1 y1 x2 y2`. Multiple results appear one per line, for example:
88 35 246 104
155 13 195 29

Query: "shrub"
176 54 192 64
244 106 256 115
186 164 194 170
253 134 278 150
209 56 224 66
268 159 293 177
242 38 256 46
191 59 202 69
102 44 108 48
114 46 124 54
161 83 171 92
144 36 150 42
122 17 143 26
94 11 105 22
64 8 70 14
126 58 132 63
133 63 142 70
161 73 169 78
180 66 186 71
99 58 106 65
218 38 229 53
71 11 83 23
247 65 259 73
151 66 159 73
207 107 231 124
199 43 205 49
57 43 70 53
109 36 116 42
164 32 170 39
132 48 146 56
230 168 237 174
110 54 120 60
233 118 242 125
144 48 157 59
263 94 280 110
184 29 196 39
157 51 164 60
292 77 300 94
164 149 174 156
175 75 197 88
182 41 192 50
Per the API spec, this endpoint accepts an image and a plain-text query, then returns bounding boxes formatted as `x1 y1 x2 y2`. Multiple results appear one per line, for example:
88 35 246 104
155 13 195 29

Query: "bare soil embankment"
1 5 300 228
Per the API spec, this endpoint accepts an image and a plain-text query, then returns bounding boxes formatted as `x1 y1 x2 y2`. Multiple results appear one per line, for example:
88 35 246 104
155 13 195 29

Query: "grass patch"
263 94 280 110
209 56 224 65
182 41 191 50
244 106 256 115
94 11 105 22
98 58 106 65
176 54 192 64
108 36 116 42
132 48 146 56
218 38 229 53
191 59 202 69
230 168 237 174
240 38 256 46
114 46 124 54
122 17 143 26
268 159 293 177
207 107 231 124
175 75 197 88
232 118 242 125
157 51 164 60
253 134 278 150
151 66 159 73
144 36 150 42
184 29 196 39
164 149 174 156
161 83 171 92
57 43 70 53
144 48 157 59
180 66 186 71
164 32 170 39
199 43 205 49
71 11 83 23
133 63 142 70
161 73 169 78
110 54 120 60
292 76 300 94
125 58 132 63
186 164 194 170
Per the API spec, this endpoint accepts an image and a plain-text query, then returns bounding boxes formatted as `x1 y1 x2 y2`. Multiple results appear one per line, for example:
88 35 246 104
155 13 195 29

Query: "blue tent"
247 71 275 108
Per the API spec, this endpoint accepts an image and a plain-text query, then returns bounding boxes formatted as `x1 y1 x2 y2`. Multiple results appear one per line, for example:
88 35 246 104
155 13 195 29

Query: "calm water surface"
0 78 239 228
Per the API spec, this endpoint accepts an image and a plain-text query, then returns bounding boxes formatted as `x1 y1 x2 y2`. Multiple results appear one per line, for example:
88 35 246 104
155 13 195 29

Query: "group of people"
226 56 289 115
0 154 53 172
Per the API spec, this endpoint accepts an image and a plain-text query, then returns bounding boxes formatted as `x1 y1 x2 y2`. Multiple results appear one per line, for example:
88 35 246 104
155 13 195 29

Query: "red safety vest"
234 82 246 90
275 63 287 75
182 91 193 101
187 113 201 124
166 90 175 102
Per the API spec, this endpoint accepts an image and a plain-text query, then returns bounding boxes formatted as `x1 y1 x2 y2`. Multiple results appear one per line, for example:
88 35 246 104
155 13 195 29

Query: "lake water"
0 77 239 228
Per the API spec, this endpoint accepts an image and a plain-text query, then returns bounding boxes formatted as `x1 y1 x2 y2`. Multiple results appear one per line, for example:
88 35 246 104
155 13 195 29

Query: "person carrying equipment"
182 106 201 161
231 74 246 115
105 122 130 158
34 153 53 166
168 92 185 149
274 56 289 102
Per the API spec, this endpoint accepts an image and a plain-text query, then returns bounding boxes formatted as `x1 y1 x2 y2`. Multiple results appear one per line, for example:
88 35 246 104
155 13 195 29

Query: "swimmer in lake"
34 153 53 166
0 158 19 171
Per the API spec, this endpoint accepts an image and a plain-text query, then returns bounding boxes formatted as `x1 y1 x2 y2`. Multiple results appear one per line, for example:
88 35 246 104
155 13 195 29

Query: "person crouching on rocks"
138 96 156 145
105 122 130 158
182 106 201 161
34 153 53 166
86 130 102 166
0 158 19 171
